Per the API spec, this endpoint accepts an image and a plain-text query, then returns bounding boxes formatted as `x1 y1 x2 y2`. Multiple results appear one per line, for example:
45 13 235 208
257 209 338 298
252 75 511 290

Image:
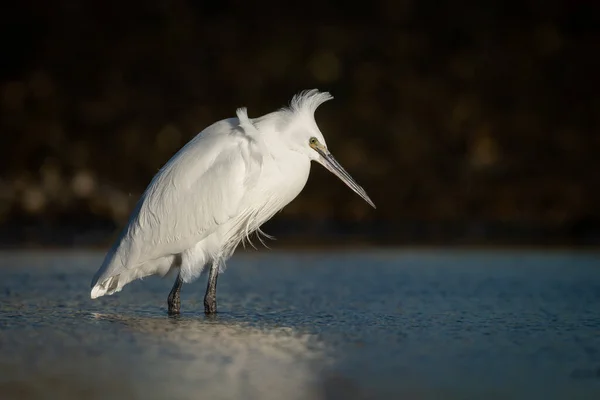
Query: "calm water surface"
0 249 599 400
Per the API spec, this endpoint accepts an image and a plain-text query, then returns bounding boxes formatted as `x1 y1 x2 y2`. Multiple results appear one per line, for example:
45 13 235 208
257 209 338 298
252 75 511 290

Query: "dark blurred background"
0 0 598 248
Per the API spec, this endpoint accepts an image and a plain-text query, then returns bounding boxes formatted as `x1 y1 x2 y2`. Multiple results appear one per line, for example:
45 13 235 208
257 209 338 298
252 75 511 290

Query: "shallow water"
1 249 599 399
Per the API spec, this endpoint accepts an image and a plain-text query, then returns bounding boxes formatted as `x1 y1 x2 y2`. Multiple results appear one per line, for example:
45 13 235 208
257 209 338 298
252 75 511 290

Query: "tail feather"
90 275 121 299
90 255 178 299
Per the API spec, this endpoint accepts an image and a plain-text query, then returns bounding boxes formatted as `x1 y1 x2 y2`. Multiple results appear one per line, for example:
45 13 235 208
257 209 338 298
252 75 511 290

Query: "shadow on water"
1 308 334 400
86 311 377 400
92 311 331 399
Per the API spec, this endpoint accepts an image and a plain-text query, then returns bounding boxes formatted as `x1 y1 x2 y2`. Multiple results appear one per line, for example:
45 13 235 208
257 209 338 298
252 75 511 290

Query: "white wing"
91 115 262 294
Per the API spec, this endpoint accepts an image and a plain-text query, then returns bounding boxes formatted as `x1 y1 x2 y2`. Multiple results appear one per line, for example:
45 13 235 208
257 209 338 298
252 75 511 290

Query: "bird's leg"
204 263 219 314
167 272 183 315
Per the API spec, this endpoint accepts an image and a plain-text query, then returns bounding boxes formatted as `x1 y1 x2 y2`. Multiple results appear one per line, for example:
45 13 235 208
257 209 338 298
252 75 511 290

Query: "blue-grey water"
1 249 599 400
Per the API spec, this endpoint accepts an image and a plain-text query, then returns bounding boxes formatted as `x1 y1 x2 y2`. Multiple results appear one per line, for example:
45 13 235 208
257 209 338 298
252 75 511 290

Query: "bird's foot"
204 296 217 314
167 292 181 316
167 273 183 316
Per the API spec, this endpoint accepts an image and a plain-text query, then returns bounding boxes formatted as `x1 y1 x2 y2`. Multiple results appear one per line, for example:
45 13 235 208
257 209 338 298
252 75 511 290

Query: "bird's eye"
309 137 318 145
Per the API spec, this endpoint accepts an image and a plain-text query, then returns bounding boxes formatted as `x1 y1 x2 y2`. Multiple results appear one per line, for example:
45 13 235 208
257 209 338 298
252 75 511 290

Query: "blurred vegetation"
0 0 598 246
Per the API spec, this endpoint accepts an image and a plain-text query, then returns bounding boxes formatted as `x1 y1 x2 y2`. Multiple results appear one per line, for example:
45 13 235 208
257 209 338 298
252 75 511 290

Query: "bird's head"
286 90 376 209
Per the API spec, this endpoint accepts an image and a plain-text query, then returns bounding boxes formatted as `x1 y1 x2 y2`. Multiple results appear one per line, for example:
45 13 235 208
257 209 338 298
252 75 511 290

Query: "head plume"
287 89 333 116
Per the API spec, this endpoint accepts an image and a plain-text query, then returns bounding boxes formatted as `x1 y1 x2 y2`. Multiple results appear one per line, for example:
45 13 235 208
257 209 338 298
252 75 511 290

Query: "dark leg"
204 263 219 314
167 272 183 315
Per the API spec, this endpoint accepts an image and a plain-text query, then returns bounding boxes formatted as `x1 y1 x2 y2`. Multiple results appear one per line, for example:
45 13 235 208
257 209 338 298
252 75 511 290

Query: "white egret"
90 89 375 315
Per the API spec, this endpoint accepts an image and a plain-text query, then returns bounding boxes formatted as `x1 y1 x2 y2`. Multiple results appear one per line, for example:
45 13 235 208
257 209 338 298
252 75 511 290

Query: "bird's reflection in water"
90 312 330 400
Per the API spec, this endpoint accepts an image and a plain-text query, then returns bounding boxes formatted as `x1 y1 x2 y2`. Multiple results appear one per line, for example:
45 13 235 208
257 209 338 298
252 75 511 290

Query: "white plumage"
90 89 374 313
